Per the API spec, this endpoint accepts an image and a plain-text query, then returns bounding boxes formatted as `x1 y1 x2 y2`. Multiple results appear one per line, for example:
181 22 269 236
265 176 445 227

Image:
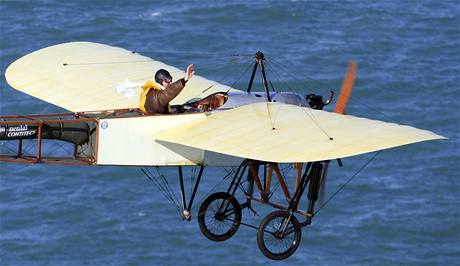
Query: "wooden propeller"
334 61 357 114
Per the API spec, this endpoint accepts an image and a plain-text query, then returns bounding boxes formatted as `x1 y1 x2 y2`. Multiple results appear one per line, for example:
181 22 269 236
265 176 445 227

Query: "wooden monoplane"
0 42 445 260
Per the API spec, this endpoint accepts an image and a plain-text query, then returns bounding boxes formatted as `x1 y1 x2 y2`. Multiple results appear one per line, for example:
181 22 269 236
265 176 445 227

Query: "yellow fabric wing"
156 102 445 163
5 42 240 112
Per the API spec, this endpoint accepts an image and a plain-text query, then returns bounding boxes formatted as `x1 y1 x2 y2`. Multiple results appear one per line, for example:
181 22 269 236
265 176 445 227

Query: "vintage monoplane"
0 42 445 260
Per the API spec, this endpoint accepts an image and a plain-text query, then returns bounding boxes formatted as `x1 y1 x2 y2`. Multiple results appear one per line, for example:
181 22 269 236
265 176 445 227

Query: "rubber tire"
198 192 242 241
257 210 302 260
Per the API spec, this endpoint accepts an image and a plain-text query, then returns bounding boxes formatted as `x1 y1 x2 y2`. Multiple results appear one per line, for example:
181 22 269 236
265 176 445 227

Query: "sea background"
0 0 459 265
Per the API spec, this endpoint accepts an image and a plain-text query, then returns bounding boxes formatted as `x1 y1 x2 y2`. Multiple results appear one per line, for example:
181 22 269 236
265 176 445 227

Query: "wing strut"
178 165 204 221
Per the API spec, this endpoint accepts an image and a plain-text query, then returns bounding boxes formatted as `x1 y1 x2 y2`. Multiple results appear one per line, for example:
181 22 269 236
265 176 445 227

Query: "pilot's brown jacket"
144 78 186 114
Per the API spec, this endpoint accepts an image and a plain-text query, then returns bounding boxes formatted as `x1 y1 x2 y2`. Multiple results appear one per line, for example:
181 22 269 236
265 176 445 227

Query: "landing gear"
198 192 242 241
257 210 302 260
195 160 327 260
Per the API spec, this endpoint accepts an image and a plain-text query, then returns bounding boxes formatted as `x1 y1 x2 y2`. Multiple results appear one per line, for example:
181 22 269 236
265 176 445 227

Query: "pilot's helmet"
155 69 173 84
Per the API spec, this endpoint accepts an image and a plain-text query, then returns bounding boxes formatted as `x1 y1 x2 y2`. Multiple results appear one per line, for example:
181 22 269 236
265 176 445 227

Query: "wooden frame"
0 112 101 165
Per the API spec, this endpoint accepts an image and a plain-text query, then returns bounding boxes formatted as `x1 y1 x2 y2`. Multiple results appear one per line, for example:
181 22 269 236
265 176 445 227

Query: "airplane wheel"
257 210 302 260
198 192 242 241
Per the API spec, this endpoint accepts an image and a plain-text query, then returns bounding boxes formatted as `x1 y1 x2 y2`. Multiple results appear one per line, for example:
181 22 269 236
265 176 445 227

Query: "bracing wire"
196 60 253 96
268 57 331 91
140 167 182 216
196 166 236 210
196 167 238 218
265 61 299 96
314 151 381 215
265 61 334 141
225 61 255 90
264 101 276 130
154 167 182 210
265 59 313 94
0 140 21 155
145 168 175 205
268 56 402 123
139 50 254 59
62 60 153 66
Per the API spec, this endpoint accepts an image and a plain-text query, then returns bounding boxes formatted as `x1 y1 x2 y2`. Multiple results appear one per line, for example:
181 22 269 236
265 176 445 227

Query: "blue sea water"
0 0 459 265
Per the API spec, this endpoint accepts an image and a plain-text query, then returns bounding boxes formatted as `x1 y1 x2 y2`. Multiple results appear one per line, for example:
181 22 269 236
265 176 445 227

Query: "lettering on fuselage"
3 125 37 138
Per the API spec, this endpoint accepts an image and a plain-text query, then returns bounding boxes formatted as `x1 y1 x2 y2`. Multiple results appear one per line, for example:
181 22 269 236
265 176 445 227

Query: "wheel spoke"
198 192 241 241
257 210 301 260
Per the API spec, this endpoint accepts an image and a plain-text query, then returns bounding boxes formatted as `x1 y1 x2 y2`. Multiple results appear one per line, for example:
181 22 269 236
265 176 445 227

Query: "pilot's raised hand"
184 64 195 82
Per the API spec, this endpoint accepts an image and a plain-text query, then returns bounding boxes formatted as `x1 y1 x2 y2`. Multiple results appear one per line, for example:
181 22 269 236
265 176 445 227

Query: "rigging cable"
269 57 331 93
265 61 334 141
202 60 254 94
269 56 400 124
140 167 182 216
314 151 381 216
196 166 236 208
136 50 254 59
182 58 253 101
154 167 182 212
196 167 238 217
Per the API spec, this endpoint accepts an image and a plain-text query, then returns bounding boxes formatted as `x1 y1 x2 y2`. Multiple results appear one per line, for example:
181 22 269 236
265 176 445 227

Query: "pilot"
139 64 195 114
